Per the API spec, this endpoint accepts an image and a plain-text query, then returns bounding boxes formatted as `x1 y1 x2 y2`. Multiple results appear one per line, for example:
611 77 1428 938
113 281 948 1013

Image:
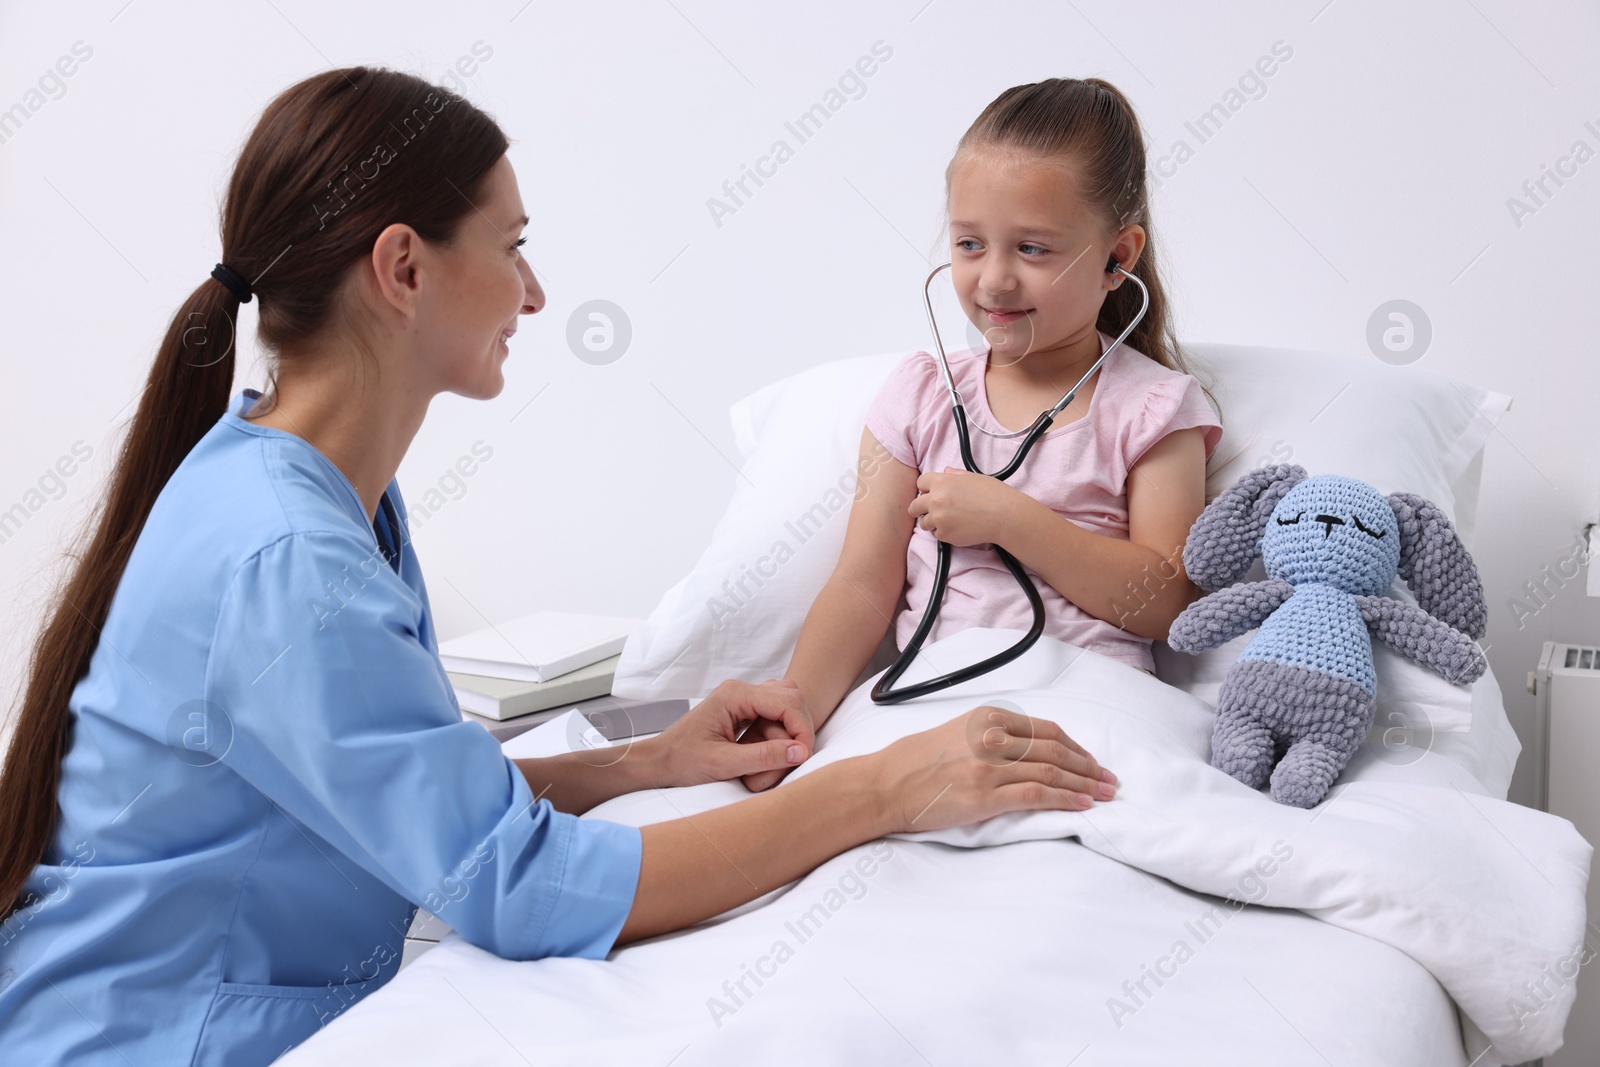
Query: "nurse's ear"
364 222 426 326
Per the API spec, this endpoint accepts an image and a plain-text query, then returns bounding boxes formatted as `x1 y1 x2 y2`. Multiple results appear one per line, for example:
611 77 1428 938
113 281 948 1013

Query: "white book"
438 610 641 683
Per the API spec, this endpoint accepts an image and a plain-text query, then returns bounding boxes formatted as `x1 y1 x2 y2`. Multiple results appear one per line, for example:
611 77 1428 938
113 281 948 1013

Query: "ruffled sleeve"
1128 373 1223 473
863 351 939 470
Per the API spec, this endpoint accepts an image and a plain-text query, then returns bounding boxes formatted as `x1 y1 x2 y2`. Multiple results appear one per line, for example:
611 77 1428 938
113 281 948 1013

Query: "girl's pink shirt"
863 332 1223 674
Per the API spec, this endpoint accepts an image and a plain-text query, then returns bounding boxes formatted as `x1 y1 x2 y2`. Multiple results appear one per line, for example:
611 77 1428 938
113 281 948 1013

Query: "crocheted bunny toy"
1167 464 1488 808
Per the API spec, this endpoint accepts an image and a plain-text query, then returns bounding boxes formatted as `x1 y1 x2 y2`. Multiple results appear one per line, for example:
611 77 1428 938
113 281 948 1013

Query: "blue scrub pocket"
193 980 345 1066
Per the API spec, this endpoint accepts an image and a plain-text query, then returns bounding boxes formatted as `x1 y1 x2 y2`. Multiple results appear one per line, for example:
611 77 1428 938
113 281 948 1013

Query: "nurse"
0 67 1118 1065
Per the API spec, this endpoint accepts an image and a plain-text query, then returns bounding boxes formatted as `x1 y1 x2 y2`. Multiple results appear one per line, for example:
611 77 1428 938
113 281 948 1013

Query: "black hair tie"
210 262 253 303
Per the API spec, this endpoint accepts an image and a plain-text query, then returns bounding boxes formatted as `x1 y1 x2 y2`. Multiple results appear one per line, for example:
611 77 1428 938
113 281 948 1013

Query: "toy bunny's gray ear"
1184 463 1308 591
1387 492 1487 639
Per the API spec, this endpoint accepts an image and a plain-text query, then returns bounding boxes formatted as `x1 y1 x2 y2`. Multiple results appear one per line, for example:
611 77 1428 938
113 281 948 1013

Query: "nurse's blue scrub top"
0 389 643 1065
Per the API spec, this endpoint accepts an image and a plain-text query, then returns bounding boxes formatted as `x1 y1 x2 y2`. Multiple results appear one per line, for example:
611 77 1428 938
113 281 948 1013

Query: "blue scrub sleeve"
203 530 642 961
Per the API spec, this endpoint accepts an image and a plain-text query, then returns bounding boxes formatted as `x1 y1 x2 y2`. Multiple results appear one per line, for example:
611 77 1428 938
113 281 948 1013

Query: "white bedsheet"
284 630 1590 1066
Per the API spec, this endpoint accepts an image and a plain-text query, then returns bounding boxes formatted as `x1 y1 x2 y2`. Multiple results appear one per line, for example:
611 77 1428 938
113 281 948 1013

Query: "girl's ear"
1387 493 1487 639
1184 463 1307 591
1106 224 1146 285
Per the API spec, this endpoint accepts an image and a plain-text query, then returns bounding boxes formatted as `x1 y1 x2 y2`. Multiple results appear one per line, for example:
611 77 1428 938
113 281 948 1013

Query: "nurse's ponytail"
0 67 509 924
946 77 1219 418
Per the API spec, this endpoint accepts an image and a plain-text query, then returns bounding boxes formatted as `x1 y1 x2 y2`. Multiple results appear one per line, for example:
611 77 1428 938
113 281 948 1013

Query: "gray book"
448 655 618 720
460 692 691 744
574 696 692 742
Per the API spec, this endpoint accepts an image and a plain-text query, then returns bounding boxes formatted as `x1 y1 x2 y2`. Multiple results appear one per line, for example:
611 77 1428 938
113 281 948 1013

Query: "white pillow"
1186 342 1509 552
613 352 905 701
612 344 1510 712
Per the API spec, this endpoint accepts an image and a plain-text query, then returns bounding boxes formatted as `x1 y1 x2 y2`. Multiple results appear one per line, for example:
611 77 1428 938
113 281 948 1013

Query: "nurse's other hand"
653 679 815 788
867 704 1118 833
737 681 817 793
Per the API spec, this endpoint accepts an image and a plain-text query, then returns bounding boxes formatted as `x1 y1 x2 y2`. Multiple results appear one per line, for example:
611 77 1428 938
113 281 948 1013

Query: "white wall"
1 0 1595 810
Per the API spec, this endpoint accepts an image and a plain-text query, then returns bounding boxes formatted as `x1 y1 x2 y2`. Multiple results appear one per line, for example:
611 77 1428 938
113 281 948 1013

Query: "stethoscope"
869 254 1151 704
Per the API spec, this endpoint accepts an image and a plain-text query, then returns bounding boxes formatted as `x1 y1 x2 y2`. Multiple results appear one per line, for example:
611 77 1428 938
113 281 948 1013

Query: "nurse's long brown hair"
0 68 508 923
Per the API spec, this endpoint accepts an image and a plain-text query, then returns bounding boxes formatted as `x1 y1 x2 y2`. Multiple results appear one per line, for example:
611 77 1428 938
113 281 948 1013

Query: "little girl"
742 77 1223 790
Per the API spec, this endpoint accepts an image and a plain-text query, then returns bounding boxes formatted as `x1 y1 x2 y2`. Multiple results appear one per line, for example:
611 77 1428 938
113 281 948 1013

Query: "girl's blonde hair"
947 77 1219 416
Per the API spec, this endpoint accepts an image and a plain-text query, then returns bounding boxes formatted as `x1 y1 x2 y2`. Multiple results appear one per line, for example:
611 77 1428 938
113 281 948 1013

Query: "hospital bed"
281 344 1589 1066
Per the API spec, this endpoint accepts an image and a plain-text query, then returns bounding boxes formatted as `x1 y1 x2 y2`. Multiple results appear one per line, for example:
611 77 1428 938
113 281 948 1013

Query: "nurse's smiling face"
415 154 543 399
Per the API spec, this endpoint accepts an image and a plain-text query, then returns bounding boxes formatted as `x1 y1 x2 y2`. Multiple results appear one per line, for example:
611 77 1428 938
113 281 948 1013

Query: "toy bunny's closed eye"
1168 464 1488 808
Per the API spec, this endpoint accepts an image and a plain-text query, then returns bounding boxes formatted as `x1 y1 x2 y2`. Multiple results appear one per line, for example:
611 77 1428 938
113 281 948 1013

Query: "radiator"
1529 641 1600 1067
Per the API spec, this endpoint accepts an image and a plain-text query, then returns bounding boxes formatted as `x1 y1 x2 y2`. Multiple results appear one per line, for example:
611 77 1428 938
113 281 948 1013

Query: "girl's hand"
736 680 816 793
652 679 814 788
867 705 1118 833
908 468 1026 547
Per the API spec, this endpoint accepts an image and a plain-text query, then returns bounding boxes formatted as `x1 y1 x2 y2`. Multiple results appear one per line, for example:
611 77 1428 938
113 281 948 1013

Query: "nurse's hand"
736 680 817 793
652 679 815 788
619 704 1116 943
872 704 1118 832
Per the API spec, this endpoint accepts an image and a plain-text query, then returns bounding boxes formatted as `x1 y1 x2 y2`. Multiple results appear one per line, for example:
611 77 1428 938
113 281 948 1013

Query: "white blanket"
285 630 1590 1065
780 631 1592 1062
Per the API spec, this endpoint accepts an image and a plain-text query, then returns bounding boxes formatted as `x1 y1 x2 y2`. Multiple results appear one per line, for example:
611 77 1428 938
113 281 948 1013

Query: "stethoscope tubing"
870 258 1150 704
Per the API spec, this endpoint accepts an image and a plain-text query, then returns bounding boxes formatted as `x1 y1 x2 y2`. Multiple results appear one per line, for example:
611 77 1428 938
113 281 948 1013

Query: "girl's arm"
735 428 918 792
999 427 1208 639
780 428 920 732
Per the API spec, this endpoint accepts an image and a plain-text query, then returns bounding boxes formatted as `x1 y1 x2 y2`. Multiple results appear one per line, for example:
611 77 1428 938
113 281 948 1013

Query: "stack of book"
440 610 638 723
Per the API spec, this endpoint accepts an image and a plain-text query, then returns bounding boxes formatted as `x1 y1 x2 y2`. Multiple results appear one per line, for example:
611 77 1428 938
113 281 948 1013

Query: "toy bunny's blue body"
1234 479 1402 693
1240 583 1375 692
1168 466 1487 809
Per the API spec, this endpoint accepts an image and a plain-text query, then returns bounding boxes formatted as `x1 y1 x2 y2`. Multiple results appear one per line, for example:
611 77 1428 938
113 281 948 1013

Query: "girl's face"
946 149 1143 368
421 154 543 399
